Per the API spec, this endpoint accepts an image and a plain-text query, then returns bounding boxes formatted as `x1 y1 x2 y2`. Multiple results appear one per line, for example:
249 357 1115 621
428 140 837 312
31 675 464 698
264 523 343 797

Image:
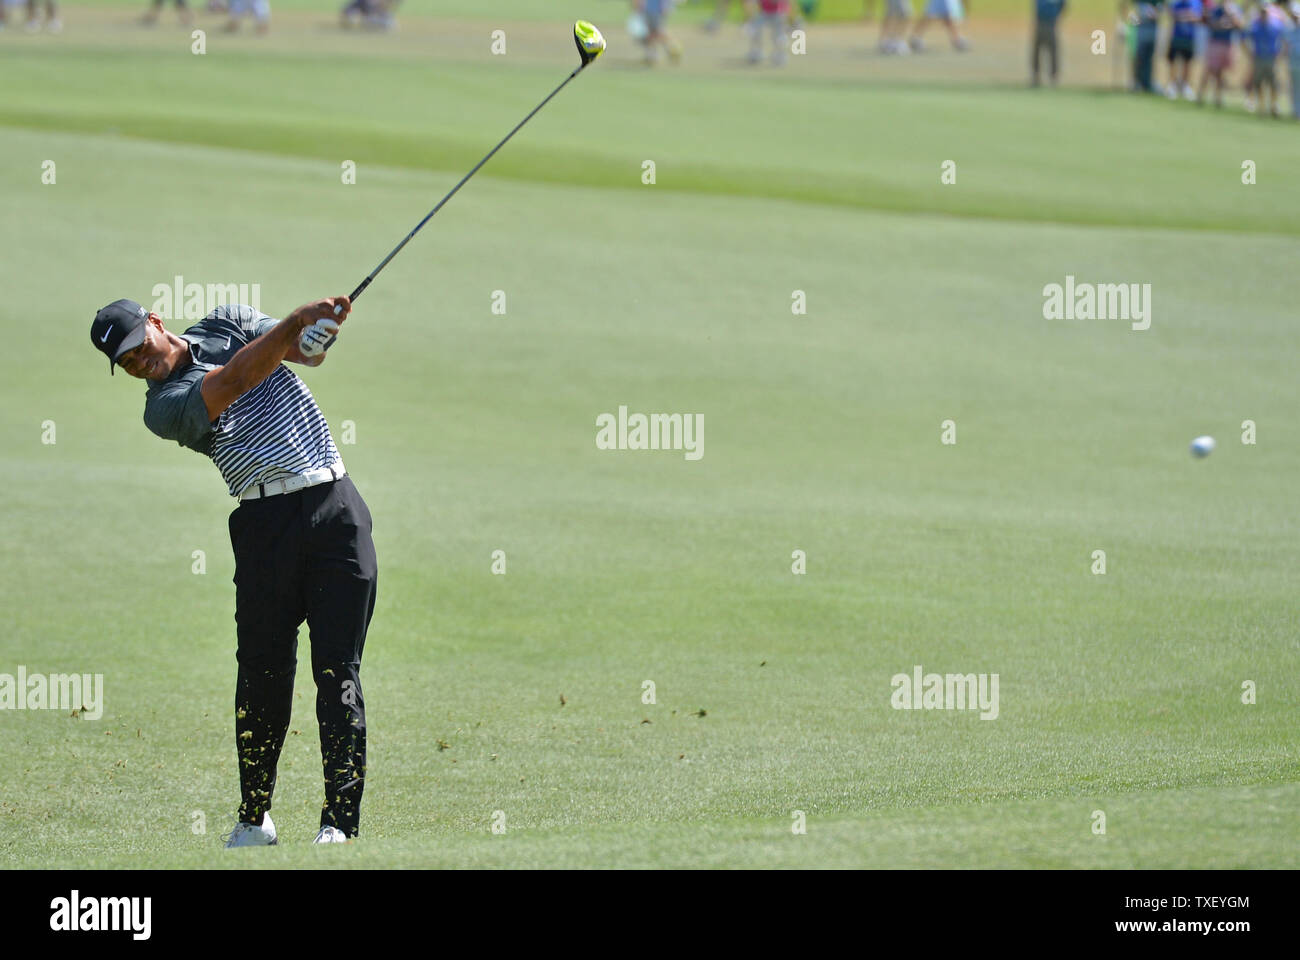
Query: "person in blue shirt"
636 0 684 66
1032 0 1068 85
1246 0 1286 115
1166 0 1204 98
1198 1 1245 105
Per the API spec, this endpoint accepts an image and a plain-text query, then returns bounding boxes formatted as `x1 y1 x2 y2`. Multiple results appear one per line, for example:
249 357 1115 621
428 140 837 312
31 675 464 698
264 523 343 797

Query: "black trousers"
1031 19 1059 82
1135 35 1157 93
228 474 377 837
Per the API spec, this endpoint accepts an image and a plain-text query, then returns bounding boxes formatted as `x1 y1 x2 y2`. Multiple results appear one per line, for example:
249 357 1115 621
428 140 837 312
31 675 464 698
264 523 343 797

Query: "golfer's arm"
201 319 303 421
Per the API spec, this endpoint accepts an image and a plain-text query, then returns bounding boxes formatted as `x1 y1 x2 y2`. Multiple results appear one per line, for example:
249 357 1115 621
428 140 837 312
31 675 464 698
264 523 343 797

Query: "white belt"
239 462 345 502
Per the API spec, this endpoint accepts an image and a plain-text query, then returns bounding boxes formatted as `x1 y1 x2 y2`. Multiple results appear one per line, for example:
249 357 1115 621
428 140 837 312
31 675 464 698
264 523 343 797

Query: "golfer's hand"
299 317 340 359
288 295 350 330
288 296 350 362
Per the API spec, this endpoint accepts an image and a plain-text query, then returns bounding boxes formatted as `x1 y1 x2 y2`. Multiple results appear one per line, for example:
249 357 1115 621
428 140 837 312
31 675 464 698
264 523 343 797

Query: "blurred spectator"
1193 0 1210 66
909 0 970 52
341 0 399 30
141 0 193 26
1245 0 1285 115
636 0 684 65
1032 0 1066 85
879 0 913 52
1126 0 1164 91
1239 17 1250 108
749 0 792 63
1287 2 1300 117
1198 0 1244 105
1117 2 1135 89
224 0 269 33
1166 0 1203 98
23 0 59 31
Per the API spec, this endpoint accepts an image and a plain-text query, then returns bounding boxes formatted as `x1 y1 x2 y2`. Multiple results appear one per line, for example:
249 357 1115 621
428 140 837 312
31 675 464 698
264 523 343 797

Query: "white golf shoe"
313 826 349 844
223 812 277 848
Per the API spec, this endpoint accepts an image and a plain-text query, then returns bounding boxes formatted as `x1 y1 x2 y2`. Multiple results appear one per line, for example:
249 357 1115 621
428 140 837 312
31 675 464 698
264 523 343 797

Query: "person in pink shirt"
749 0 793 64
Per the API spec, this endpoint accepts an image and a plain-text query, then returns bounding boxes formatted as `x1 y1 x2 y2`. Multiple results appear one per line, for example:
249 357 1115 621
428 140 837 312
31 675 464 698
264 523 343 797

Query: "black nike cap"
91 299 148 376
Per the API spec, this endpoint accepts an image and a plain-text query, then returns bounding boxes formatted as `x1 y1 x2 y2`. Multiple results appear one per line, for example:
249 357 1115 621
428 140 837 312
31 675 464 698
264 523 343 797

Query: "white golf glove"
298 317 340 358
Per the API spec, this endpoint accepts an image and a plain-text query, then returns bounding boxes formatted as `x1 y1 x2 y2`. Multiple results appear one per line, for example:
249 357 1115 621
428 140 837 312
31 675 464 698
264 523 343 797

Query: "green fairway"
1 7 1296 869
5 40 1300 234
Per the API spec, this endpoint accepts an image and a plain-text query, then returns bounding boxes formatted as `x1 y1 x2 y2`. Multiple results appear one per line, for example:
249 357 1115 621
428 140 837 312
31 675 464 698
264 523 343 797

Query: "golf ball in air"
1190 435 1216 457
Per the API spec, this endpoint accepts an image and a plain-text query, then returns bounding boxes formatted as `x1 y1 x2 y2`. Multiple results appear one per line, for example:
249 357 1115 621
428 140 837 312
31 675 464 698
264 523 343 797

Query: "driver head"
574 20 606 66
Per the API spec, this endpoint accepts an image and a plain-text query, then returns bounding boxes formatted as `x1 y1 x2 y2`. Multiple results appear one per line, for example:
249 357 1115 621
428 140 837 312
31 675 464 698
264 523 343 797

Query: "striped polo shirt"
143 304 342 498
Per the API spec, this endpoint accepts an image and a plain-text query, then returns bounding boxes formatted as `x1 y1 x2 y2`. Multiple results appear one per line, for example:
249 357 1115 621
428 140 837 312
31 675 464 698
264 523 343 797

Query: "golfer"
90 295 378 847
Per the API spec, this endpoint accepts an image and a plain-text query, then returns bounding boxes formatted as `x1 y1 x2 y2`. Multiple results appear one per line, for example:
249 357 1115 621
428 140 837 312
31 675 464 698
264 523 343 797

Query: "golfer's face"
117 317 174 381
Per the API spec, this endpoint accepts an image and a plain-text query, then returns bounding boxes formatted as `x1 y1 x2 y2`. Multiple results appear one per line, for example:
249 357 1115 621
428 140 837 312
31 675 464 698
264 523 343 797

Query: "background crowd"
4 0 1300 119
1116 0 1300 117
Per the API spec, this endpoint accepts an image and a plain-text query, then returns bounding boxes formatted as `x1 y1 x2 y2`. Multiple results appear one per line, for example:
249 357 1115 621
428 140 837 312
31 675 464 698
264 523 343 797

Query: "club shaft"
324 63 587 341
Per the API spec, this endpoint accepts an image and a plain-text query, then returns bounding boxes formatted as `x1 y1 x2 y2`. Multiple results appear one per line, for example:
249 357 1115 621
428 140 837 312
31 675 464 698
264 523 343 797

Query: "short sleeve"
208 304 280 343
250 315 280 339
144 369 216 453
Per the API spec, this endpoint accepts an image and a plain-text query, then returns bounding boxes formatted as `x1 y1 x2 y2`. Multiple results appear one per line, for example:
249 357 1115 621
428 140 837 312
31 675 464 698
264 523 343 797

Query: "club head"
574 20 606 67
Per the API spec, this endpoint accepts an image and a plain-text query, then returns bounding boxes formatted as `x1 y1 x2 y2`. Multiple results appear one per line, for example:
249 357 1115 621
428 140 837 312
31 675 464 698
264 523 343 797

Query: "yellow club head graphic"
574 20 606 66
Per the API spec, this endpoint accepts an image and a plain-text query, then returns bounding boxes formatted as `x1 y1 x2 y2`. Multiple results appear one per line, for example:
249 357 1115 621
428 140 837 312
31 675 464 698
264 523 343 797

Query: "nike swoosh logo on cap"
99 326 112 343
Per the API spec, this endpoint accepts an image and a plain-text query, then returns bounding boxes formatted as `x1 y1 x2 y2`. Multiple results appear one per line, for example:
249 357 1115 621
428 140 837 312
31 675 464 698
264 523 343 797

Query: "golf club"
311 20 606 354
